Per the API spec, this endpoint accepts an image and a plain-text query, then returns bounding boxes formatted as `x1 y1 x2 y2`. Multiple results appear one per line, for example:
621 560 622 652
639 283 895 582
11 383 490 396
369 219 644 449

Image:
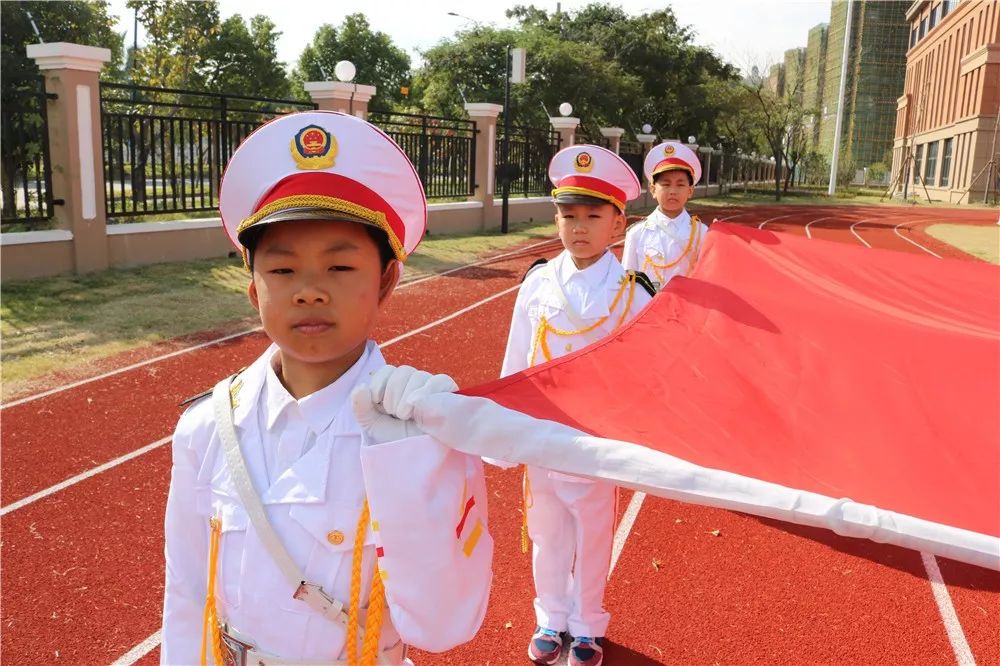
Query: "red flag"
417 223 999 569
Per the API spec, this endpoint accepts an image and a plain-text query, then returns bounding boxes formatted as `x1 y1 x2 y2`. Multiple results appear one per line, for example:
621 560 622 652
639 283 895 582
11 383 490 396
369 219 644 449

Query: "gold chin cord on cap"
235 194 408 267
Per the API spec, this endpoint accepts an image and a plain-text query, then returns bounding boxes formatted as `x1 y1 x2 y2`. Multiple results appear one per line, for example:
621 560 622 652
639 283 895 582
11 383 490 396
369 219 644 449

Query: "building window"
913 144 924 184
940 138 953 187
920 16 927 39
925 141 939 186
941 0 952 18
911 26 918 47
930 4 939 29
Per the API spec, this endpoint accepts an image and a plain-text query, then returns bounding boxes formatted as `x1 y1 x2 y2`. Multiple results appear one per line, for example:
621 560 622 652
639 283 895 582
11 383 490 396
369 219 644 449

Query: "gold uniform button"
326 530 345 545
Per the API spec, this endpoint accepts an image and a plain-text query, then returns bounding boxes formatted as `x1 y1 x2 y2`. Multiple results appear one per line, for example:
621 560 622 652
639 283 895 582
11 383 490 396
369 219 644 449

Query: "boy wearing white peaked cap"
622 141 708 290
498 144 654 666
161 111 493 666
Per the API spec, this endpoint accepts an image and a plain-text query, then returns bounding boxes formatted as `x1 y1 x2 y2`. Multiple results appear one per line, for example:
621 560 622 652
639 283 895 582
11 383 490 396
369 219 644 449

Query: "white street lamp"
559 102 573 117
334 60 356 82
334 60 357 115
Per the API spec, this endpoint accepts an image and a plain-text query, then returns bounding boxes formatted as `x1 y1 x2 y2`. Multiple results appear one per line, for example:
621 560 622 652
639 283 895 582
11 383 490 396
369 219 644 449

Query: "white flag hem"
414 393 1000 571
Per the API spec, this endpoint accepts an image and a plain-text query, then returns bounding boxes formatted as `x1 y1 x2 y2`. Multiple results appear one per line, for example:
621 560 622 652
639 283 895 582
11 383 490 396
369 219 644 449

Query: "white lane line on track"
921 553 976 665
757 212 800 230
894 221 943 258
0 285 525 516
0 237 561 411
1 327 263 411
804 216 838 239
610 491 646 574
850 220 874 248
0 437 171 517
109 629 162 666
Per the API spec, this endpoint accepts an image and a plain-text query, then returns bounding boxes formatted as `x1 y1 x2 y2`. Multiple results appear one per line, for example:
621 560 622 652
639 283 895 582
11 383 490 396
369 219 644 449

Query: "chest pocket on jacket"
526 294 565 325
279 500 376 614
643 238 667 261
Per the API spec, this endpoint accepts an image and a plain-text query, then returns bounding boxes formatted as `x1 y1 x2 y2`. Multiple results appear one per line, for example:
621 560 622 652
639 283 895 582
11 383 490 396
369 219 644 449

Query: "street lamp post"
501 44 512 234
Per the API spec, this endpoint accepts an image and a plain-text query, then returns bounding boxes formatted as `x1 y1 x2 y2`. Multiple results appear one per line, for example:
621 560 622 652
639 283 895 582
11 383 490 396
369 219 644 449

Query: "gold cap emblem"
573 151 594 173
290 124 337 170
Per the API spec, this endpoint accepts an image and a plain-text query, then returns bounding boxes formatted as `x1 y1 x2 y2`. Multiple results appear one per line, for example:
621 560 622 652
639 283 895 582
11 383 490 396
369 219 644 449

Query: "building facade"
818 1 910 169
891 0 1000 202
803 24 829 149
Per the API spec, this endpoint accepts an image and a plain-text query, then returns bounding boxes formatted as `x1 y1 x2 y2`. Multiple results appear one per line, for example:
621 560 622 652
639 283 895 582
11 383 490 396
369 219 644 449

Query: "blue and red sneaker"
568 636 604 666
527 626 563 665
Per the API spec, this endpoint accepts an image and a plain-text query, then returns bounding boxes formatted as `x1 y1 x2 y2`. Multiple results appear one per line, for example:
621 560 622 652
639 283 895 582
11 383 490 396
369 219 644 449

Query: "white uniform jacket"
496 250 652 477
161 341 492 664
621 208 707 288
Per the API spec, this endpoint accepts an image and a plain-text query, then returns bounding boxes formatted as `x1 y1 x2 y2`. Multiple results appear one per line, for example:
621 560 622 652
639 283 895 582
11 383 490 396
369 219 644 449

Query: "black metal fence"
577 129 611 149
368 111 476 200
619 141 645 183
1 76 57 228
495 126 562 197
100 82 316 219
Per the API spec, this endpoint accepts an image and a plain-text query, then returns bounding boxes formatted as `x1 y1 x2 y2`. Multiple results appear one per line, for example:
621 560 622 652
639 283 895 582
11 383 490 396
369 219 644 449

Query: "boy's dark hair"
652 170 694 187
243 222 395 271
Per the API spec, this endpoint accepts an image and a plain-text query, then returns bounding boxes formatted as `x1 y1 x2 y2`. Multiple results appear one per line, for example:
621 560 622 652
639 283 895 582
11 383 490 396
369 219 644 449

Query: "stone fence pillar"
599 127 624 154
464 103 504 230
27 42 111 274
304 81 377 119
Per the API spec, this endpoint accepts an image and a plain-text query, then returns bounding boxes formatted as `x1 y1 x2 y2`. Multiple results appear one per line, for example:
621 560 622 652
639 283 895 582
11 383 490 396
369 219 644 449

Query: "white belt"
220 624 409 666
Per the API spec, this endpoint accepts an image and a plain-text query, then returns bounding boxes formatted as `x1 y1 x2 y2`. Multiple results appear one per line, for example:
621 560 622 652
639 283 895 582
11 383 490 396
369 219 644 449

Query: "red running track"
2 205 998 666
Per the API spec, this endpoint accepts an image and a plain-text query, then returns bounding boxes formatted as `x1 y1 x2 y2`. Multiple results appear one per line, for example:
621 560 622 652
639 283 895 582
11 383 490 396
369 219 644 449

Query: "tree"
198 15 291 99
414 24 640 131
126 1 290 98
717 63 812 201
127 0 220 90
1 1 124 219
1 0 124 81
292 15 411 111
503 3 740 141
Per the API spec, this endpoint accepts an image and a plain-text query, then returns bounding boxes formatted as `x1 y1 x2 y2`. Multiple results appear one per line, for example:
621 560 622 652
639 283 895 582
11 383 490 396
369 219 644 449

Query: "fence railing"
368 111 477 200
1 76 57 228
619 141 644 182
495 126 562 197
100 82 316 219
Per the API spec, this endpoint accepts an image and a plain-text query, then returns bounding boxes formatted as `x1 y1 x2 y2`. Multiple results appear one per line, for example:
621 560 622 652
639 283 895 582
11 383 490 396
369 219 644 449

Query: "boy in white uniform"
622 141 708 290
500 145 655 666
161 111 493 665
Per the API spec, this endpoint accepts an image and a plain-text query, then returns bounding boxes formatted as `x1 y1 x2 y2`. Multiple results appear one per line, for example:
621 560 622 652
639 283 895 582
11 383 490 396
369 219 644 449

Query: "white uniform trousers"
525 465 616 638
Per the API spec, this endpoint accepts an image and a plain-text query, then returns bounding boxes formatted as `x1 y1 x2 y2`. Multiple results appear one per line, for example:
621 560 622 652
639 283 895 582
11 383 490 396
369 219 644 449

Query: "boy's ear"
613 209 627 234
378 260 401 306
247 278 261 312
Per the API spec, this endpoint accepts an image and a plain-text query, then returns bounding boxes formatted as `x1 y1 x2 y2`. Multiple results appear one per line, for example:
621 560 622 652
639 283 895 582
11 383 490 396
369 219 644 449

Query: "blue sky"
106 0 833 72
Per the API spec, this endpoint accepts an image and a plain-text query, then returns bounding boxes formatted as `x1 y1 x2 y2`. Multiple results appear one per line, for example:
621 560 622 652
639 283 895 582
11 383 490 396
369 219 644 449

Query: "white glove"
350 365 459 445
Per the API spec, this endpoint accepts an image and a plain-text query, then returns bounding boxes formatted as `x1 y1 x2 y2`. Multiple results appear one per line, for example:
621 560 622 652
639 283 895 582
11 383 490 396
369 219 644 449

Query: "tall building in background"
783 48 807 102
891 0 999 203
803 24 829 149
768 62 786 96
819 1 910 169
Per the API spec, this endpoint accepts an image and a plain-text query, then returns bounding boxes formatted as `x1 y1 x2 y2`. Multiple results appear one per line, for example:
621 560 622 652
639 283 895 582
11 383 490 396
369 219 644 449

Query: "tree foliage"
1 0 124 82
292 14 411 111
413 3 738 139
1 1 124 217
126 0 290 98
